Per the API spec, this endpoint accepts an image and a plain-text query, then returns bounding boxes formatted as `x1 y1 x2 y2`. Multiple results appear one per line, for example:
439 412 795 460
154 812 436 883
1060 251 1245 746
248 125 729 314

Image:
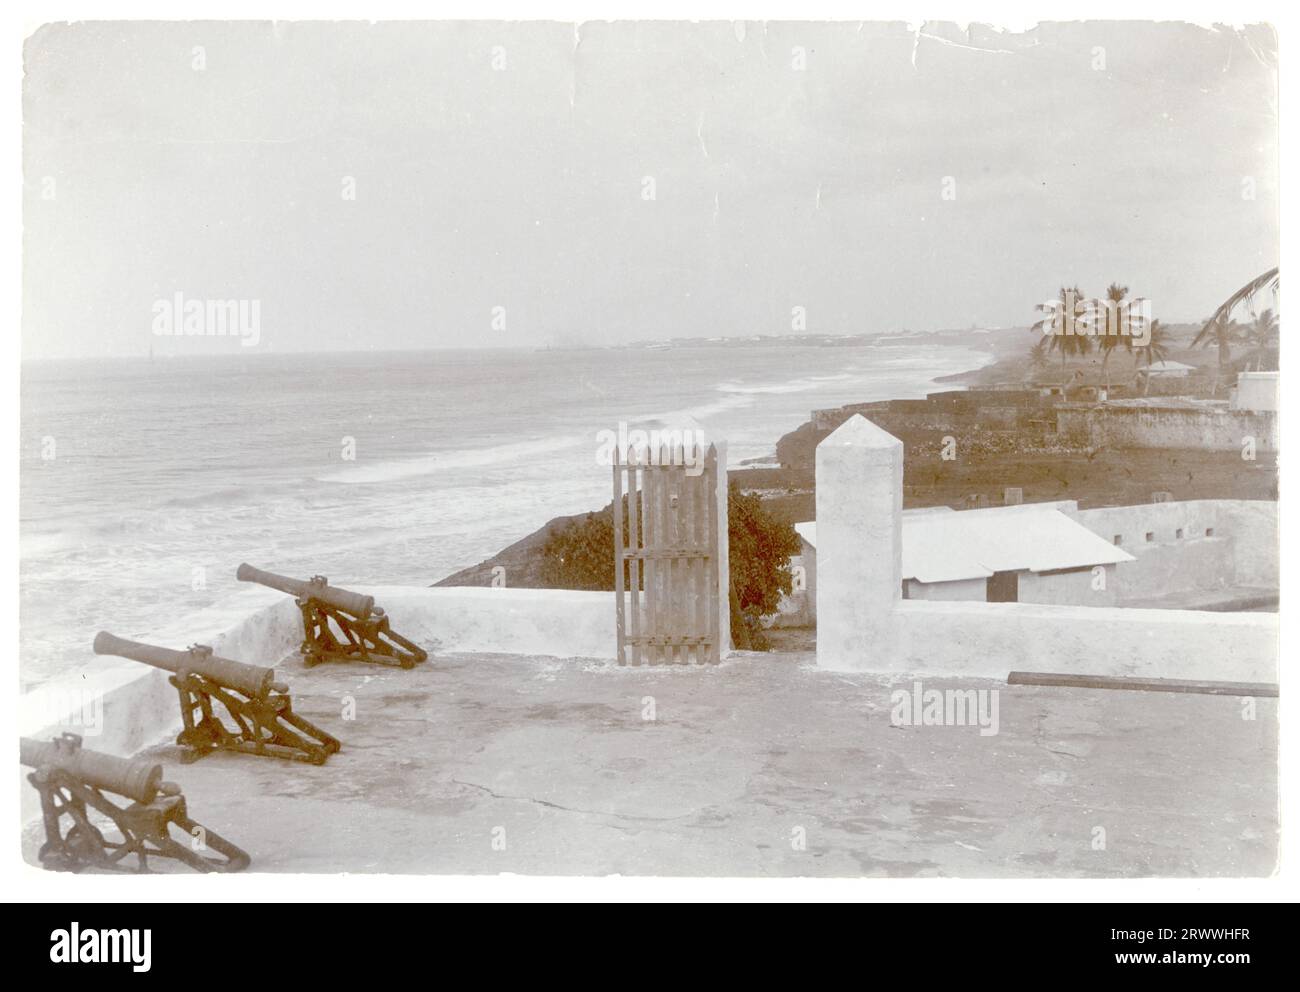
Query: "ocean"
20 342 990 687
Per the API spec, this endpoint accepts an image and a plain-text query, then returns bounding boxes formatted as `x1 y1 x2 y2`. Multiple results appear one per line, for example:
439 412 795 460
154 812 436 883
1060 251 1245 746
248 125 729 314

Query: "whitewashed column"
814 415 903 670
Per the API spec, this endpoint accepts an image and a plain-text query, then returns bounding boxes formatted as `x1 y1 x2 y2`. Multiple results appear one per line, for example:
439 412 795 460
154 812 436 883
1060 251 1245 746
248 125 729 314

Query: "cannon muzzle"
21 735 171 805
93 631 280 699
237 563 375 618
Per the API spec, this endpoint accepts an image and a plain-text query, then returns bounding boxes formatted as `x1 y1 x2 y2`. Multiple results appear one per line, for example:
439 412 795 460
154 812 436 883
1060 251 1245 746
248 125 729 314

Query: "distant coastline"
433 323 1277 590
432 333 1008 589
612 327 1013 352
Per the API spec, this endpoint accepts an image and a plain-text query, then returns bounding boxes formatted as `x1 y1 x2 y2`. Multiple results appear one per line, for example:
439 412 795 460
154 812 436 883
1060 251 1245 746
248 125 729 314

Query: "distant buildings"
1232 371 1279 413
1136 360 1196 381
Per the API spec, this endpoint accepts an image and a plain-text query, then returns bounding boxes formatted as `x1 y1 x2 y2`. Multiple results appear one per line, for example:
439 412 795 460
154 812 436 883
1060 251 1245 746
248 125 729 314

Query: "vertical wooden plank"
702 452 712 665
613 445 625 666
706 444 720 663
683 450 699 664
627 456 641 666
643 455 658 664
659 452 671 666
670 449 681 665
658 447 671 666
661 451 672 666
690 449 704 666
658 454 670 666
680 448 692 664
663 445 676 665
693 449 705 663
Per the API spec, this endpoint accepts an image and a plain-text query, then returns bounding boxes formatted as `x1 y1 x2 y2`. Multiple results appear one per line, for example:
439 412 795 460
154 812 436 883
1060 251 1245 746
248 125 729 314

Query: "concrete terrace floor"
24 651 1278 877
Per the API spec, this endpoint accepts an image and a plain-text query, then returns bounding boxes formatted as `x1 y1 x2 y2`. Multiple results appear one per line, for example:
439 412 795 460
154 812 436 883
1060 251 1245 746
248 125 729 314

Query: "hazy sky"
23 20 1278 358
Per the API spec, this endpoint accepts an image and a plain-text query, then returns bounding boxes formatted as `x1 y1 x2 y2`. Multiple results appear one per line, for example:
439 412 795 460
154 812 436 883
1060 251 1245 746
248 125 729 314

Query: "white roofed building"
789 502 1135 611
1136 360 1196 379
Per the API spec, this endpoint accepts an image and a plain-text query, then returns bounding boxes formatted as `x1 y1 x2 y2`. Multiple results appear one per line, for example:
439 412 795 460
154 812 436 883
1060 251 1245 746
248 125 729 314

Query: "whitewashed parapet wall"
1066 499 1278 597
21 586 618 768
19 587 301 758
814 415 1279 682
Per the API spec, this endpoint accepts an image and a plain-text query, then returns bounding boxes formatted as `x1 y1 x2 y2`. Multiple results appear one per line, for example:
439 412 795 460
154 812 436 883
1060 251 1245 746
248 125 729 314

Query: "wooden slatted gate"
613 443 720 665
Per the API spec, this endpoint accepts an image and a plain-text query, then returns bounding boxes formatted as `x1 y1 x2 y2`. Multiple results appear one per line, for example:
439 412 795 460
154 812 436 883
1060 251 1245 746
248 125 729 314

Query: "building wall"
1234 372 1279 412
1056 406 1278 451
1067 499 1278 597
1019 564 1118 606
905 576 987 601
813 416 1279 683
1214 500 1280 587
811 390 1053 434
903 565 1118 606
770 548 816 626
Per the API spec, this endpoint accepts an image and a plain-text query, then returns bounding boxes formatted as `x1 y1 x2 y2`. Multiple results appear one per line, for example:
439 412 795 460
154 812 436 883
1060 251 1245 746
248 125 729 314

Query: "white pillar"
814 415 903 670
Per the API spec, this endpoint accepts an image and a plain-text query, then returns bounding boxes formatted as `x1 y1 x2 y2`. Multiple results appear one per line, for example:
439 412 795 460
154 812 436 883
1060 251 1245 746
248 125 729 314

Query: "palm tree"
1194 317 1243 395
1197 267 1279 332
1096 282 1134 390
1031 285 1080 335
1194 267 1280 393
1027 336 1050 380
1050 321 1094 387
1032 286 1093 386
1243 308 1279 371
1135 319 1170 395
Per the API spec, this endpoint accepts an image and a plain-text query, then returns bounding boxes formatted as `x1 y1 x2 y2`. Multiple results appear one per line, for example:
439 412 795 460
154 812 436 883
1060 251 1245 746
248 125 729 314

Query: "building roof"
1139 360 1196 375
795 503 1134 584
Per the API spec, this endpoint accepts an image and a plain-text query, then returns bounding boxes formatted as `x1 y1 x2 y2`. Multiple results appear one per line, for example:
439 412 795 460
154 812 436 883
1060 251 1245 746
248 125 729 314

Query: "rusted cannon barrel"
21 736 167 805
92 631 281 700
236 562 375 618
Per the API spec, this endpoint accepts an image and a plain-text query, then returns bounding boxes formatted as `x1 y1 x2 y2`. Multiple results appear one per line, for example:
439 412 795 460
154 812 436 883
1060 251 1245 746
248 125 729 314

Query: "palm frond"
1194 267 1279 346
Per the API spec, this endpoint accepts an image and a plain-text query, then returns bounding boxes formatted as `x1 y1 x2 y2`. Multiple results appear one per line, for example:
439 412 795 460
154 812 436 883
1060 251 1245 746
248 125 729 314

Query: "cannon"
92 631 340 765
237 563 427 669
21 733 249 873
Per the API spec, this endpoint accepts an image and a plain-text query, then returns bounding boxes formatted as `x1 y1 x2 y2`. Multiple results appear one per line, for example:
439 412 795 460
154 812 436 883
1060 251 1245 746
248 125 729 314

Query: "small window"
1145 531 1155 542
1205 527 1215 538
1176 528 1184 540
1113 535 1123 546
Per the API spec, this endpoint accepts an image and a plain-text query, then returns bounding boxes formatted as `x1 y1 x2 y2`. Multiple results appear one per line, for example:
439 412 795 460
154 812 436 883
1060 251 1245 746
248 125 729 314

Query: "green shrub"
539 510 616 590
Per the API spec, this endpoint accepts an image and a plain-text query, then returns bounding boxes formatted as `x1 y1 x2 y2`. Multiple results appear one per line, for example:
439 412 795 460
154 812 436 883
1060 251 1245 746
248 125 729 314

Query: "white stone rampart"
892 601 1277 682
21 586 617 823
